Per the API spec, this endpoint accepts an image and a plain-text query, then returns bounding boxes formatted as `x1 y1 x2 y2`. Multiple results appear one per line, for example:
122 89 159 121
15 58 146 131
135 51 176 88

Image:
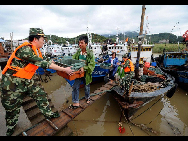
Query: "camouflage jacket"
5 45 52 76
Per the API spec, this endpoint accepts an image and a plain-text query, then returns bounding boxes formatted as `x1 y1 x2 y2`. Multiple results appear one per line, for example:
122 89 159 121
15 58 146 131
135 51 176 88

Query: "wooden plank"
26 120 54 136
62 107 83 119
18 82 115 136
79 98 94 109
25 111 72 136
50 112 72 129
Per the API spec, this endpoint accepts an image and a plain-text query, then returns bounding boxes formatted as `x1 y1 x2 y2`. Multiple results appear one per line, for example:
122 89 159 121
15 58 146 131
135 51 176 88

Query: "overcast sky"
0 5 187 40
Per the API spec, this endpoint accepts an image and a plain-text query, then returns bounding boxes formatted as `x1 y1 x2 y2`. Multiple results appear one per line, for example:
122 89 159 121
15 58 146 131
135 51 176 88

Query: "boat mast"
135 5 146 80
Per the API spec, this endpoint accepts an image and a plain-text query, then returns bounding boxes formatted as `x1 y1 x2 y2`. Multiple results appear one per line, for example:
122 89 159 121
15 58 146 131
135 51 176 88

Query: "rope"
131 94 164 121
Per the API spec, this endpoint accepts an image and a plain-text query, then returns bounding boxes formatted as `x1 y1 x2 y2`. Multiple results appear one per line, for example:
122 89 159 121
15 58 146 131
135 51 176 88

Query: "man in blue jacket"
105 52 119 81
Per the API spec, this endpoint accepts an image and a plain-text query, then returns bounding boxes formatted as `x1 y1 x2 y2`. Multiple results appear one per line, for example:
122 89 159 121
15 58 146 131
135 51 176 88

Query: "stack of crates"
56 57 85 80
100 62 113 71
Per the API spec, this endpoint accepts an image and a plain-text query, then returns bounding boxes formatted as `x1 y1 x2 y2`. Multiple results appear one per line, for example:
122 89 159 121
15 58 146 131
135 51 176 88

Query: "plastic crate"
100 62 113 70
36 67 45 75
57 70 84 81
46 68 56 73
151 62 157 67
56 58 85 80
57 58 85 71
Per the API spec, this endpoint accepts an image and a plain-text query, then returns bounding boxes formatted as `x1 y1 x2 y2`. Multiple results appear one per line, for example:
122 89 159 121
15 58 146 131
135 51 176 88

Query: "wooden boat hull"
160 68 188 91
110 72 177 120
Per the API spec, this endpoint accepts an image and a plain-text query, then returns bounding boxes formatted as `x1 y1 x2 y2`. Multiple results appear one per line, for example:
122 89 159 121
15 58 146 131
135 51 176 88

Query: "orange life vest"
2 42 43 79
122 59 134 72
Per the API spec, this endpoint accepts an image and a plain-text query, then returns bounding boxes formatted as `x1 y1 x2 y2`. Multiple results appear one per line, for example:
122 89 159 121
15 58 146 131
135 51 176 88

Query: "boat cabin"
47 44 63 57
107 44 128 61
131 44 154 64
89 44 102 58
163 52 188 68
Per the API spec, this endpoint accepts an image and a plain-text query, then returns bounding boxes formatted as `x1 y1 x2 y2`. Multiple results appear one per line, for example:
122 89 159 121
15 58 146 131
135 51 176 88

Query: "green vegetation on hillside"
24 31 185 47
152 43 186 53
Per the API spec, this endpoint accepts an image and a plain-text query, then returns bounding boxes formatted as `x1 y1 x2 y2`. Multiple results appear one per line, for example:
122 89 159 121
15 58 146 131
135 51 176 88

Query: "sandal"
86 98 91 104
68 104 80 109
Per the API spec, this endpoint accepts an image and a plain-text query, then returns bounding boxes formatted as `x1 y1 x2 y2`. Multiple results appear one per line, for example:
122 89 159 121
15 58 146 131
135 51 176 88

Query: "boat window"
109 47 111 49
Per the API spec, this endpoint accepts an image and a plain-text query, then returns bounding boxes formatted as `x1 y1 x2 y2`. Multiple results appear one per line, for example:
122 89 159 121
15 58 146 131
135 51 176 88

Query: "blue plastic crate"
151 62 157 66
36 67 45 75
46 69 56 73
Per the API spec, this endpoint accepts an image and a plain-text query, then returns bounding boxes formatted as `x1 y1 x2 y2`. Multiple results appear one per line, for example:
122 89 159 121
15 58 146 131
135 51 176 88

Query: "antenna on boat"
135 5 146 80
87 25 92 47
10 32 13 53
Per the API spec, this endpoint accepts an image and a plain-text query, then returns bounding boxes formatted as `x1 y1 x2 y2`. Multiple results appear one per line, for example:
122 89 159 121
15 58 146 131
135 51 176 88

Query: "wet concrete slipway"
0 72 188 136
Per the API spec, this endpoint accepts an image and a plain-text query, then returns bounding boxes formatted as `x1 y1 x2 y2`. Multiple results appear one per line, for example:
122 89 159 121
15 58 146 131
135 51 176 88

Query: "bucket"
144 62 150 68
151 62 157 67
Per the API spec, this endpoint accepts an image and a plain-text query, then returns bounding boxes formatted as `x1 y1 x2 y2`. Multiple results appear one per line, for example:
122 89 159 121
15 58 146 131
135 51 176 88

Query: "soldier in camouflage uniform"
0 28 73 136
119 54 135 94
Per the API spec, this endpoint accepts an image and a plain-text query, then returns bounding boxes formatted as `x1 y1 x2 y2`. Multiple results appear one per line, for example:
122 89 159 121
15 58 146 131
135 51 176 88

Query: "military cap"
122 54 128 58
29 28 46 37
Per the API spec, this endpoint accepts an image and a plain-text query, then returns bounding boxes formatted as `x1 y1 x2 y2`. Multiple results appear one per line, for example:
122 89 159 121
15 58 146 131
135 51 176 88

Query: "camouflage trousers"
0 74 55 133
120 71 134 92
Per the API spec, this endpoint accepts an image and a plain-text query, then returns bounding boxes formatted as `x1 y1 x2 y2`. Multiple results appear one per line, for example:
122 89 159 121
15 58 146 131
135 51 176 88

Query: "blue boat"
156 51 188 91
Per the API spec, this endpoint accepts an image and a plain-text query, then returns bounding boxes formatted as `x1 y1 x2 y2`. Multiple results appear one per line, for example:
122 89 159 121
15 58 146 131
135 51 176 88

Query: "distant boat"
107 43 128 61
40 44 63 57
89 44 102 59
155 51 188 91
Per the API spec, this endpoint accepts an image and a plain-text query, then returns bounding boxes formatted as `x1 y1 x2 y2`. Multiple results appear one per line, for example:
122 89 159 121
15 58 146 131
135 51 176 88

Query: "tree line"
25 32 184 45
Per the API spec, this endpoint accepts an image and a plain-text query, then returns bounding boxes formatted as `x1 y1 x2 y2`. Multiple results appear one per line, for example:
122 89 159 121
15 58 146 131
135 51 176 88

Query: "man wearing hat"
119 54 134 94
0 28 73 136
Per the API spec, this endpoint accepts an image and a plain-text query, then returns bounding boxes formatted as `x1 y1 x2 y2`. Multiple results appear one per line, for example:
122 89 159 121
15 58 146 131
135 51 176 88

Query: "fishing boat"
107 43 128 61
106 31 129 61
155 51 188 91
89 44 102 59
110 5 177 121
131 43 154 64
111 66 177 120
47 44 63 57
0 40 10 70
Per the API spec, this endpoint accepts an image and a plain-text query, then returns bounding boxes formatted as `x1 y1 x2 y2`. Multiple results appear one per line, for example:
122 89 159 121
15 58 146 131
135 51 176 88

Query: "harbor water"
40 73 188 136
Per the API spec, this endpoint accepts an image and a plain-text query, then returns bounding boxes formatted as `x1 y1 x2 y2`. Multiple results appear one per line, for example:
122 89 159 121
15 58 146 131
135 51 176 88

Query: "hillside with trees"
25 32 184 45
